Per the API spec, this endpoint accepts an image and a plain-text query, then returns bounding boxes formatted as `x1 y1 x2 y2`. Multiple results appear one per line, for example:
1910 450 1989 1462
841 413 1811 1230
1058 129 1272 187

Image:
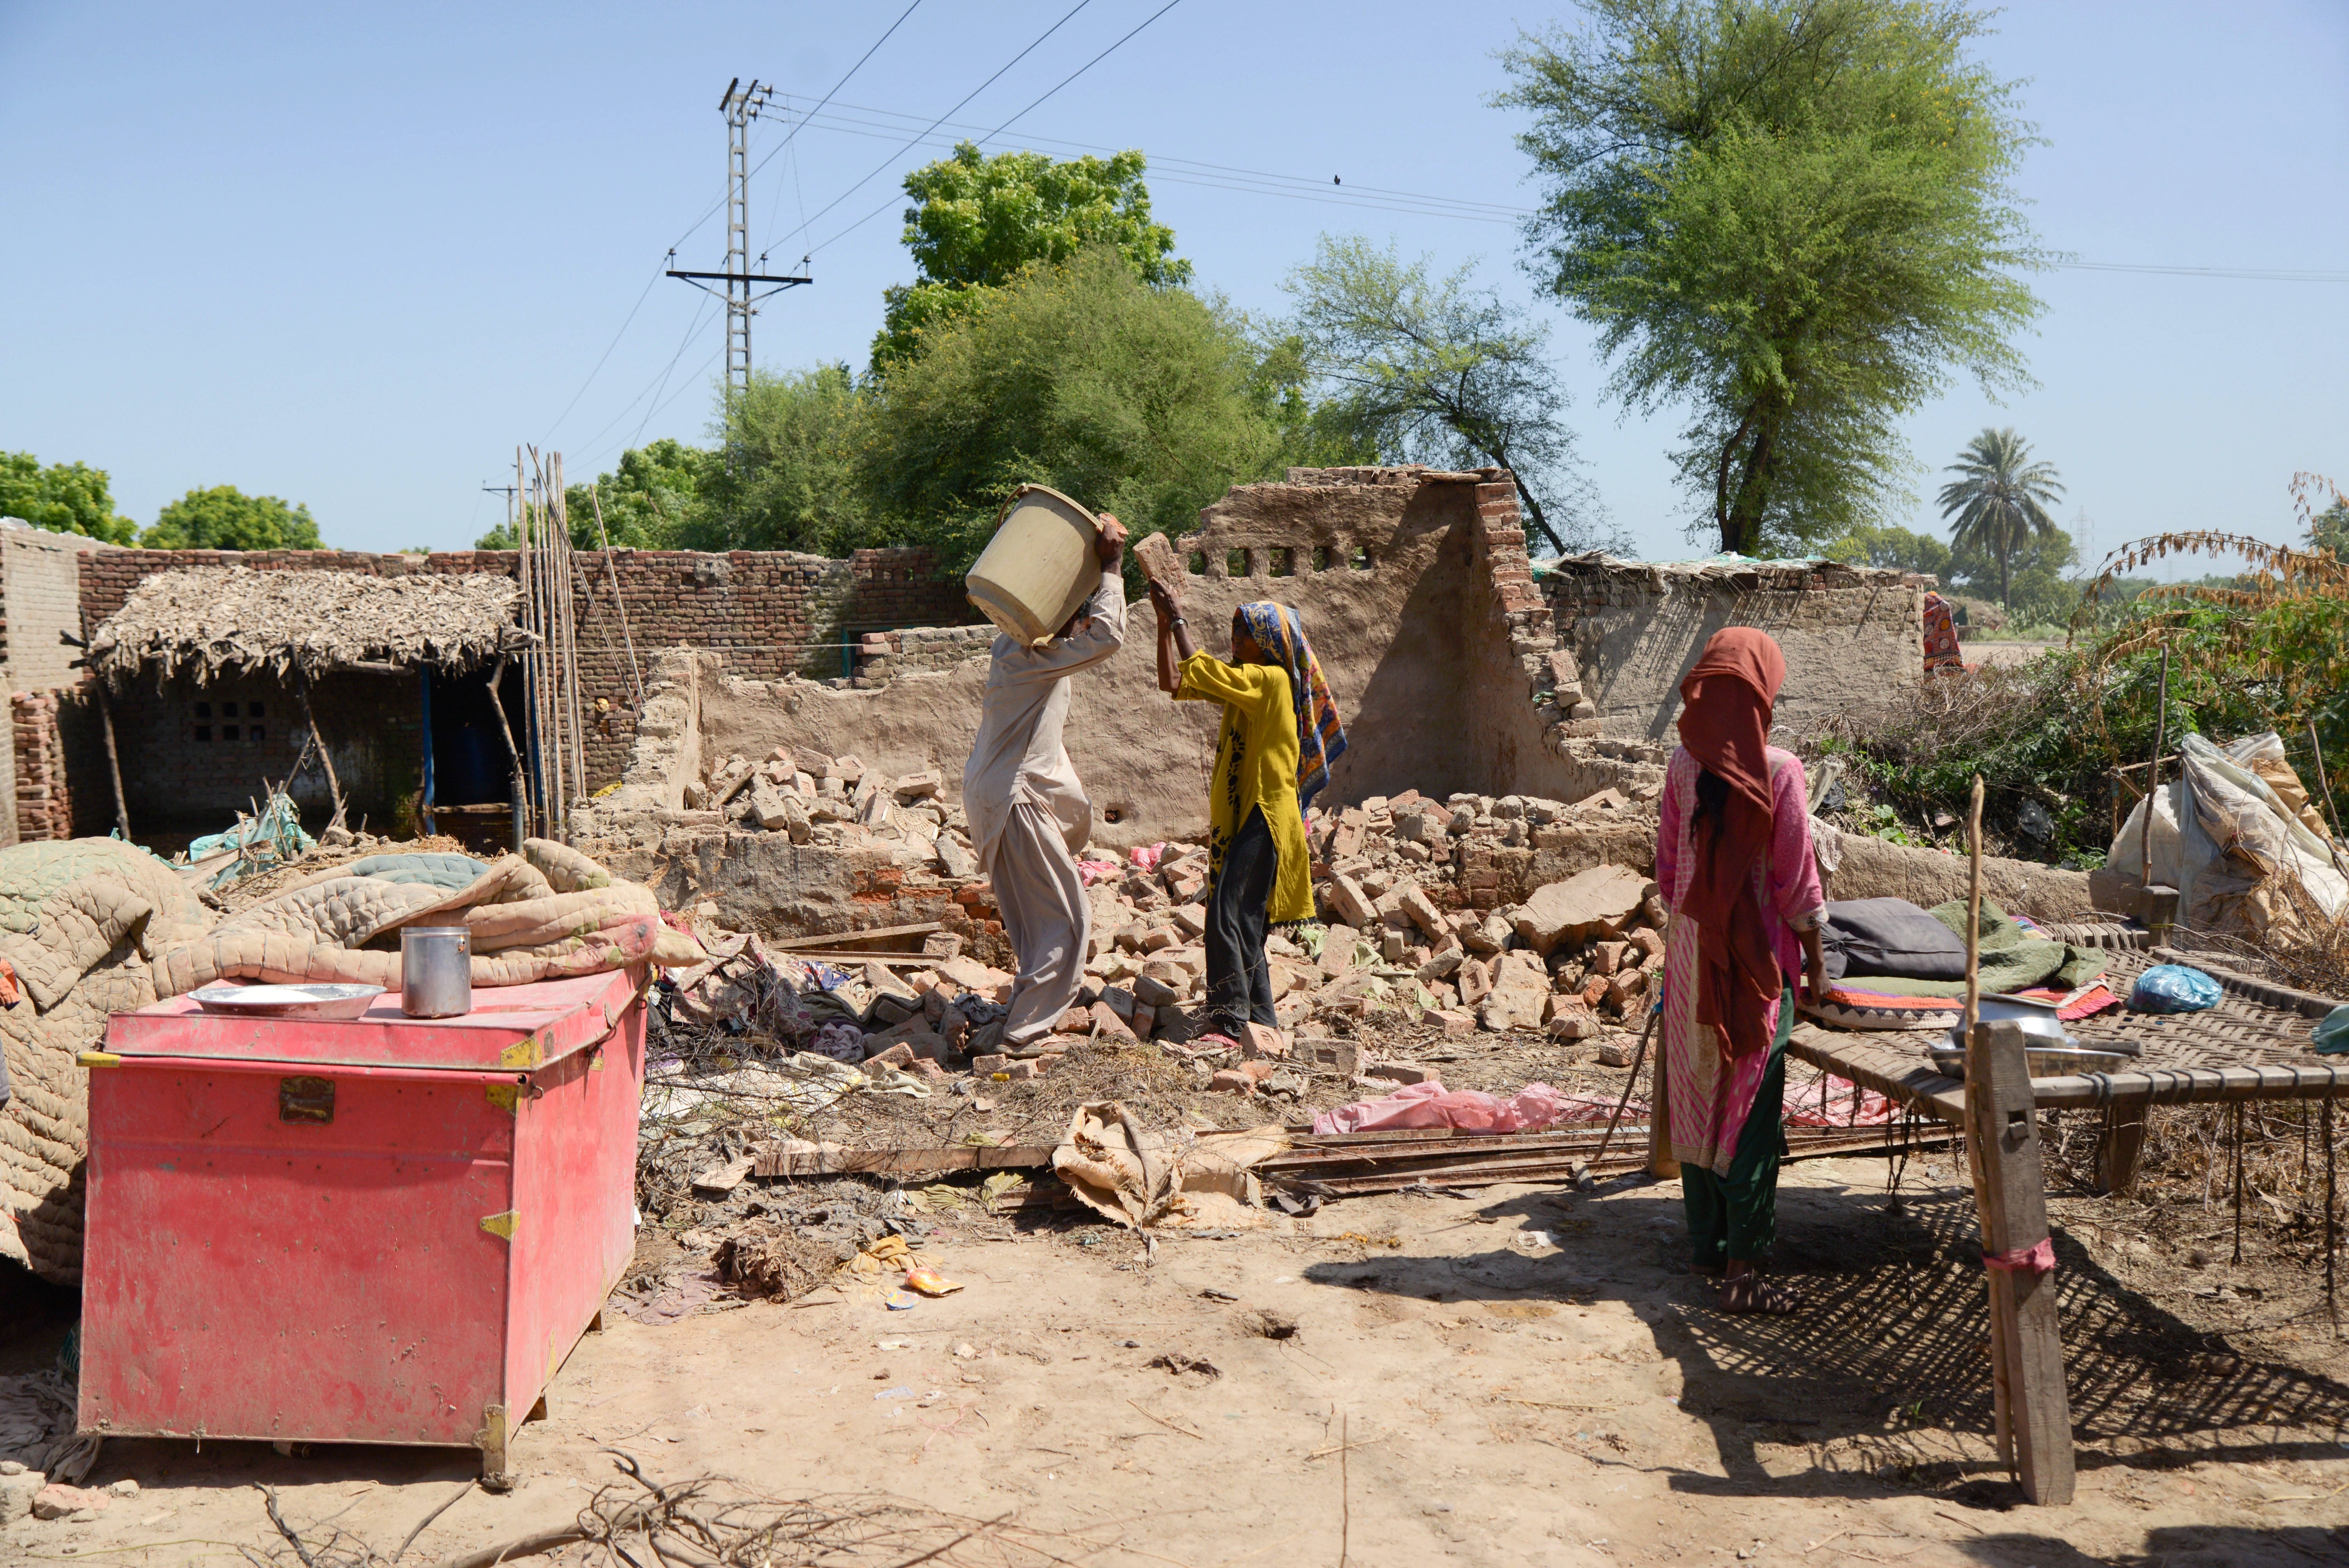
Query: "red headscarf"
1675 629 1788 1060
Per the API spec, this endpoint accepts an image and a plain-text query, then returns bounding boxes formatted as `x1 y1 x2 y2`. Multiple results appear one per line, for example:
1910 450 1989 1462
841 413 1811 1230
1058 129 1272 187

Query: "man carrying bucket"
961 512 1128 1057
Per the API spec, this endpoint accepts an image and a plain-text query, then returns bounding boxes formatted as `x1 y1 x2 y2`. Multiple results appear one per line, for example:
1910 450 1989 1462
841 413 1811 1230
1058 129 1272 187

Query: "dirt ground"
9 1147 2349 1568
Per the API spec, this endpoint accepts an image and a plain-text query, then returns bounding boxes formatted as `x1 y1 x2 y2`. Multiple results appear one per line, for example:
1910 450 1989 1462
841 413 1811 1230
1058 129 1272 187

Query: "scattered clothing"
961 571 1126 876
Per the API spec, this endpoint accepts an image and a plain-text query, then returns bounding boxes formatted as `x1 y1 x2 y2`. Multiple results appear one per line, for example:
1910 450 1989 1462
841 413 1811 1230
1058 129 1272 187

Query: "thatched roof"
90 567 523 686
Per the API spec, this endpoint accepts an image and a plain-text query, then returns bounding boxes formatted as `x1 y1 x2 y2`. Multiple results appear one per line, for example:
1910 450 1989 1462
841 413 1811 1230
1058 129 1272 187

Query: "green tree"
142 485 323 549
2307 498 2349 557
874 142 1190 368
1813 521 1953 581
706 365 878 553
1938 426 2065 607
477 438 719 550
1497 0 2044 556
1280 235 1611 554
864 246 1286 577
0 453 137 543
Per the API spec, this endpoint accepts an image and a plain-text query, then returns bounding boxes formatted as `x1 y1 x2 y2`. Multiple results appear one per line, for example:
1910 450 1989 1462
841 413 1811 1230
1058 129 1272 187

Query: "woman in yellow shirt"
1148 580 1347 1044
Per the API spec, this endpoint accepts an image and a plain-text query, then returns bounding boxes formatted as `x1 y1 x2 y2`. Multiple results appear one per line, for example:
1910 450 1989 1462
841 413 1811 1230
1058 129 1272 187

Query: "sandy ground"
9 1151 2349 1568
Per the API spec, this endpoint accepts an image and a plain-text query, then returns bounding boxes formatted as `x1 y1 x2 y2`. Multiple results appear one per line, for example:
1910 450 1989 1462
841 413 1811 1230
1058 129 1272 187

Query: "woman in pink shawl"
1654 628 1828 1314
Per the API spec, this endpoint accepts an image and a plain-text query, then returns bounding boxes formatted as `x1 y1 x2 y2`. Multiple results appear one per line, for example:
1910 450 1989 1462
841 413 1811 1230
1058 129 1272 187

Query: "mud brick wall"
11 691 71 841
81 544 973 795
1539 556 1927 744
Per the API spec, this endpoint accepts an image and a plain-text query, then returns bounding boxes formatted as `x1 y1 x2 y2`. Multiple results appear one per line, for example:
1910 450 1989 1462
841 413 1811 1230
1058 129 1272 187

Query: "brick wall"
80 544 974 796
12 690 72 841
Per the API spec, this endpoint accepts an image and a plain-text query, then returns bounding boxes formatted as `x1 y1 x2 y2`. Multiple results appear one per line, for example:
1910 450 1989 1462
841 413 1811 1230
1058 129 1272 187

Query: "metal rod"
1590 1001 1661 1173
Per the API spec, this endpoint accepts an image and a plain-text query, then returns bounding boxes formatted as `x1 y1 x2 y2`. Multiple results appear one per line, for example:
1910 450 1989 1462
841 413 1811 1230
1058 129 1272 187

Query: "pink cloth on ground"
1310 1080 1620 1135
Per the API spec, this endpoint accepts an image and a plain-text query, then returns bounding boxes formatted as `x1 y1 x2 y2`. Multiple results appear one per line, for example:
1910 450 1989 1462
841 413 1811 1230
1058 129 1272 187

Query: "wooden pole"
94 682 130 841
589 483 645 711
2307 719 2349 880
296 674 346 829
1966 1018 2077 1505
482 650 526 853
2142 645 2169 887
1958 775 2014 1469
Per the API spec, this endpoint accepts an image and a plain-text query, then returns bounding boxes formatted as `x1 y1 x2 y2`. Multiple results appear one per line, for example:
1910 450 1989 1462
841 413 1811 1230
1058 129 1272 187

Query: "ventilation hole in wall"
1310 545 1332 571
194 701 211 719
193 726 211 743
248 724 265 743
248 700 265 717
1269 547 1294 578
1226 548 1249 577
1351 547 1375 570
221 702 238 718
223 724 239 741
1187 551 1207 575
1103 807 1125 825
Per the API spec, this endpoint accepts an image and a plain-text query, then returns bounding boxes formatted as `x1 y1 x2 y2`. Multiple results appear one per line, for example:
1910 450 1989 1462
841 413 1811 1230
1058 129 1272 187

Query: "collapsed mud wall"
603 467 1929 853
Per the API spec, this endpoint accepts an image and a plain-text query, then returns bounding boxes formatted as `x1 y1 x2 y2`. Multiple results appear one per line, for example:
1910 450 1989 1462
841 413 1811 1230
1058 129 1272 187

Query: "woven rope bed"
1790 937 2347 1127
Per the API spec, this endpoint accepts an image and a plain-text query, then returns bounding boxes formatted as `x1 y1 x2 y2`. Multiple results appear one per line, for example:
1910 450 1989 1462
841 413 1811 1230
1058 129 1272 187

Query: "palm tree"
1938 428 2066 607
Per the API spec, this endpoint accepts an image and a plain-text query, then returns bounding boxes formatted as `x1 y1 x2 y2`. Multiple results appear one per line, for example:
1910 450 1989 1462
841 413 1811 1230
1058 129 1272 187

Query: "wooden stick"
296 674 346 829
590 482 646 711
2308 720 2348 879
94 681 130 841
2143 645 2169 887
1959 774 2013 1471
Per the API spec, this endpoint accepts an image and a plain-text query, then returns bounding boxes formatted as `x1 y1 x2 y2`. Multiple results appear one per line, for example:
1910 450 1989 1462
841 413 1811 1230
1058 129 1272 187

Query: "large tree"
0 452 137 543
1281 235 1609 554
874 142 1189 368
864 246 1285 576
1498 0 2044 556
706 365 879 554
1938 426 2064 606
142 484 322 549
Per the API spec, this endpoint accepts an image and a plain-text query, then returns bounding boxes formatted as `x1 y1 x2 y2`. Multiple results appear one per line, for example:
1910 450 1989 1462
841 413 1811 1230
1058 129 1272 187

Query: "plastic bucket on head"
964 484 1099 646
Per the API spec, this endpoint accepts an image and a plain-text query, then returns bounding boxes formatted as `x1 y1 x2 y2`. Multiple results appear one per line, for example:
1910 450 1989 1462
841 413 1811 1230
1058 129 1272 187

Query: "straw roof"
89 566 523 686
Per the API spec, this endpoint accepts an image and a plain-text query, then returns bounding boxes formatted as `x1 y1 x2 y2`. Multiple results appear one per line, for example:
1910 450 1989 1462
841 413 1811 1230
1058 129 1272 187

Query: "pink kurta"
1655 745 1825 1175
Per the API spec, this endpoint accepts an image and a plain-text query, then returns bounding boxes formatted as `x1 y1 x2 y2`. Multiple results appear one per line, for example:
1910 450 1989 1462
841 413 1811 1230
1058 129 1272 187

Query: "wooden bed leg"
2098 1103 2147 1197
1969 1020 2076 1506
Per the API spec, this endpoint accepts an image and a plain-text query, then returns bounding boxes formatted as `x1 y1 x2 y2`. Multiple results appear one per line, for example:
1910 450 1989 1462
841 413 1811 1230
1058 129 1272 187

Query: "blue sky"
2 1 2345 567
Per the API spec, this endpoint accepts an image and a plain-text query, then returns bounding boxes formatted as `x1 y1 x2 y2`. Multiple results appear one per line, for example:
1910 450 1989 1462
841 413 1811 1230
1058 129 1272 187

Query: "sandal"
1716 1273 1799 1315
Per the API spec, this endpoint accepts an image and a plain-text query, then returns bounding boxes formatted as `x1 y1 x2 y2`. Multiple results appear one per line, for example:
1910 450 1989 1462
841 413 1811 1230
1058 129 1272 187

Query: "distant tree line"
0 452 323 550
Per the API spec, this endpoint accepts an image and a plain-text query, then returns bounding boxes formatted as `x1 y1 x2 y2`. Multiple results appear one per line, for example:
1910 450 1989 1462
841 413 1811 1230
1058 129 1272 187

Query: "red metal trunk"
77 966 647 1483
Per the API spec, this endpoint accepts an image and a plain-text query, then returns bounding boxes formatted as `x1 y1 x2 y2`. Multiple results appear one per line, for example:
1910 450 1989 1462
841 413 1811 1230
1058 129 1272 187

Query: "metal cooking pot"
400 926 472 1018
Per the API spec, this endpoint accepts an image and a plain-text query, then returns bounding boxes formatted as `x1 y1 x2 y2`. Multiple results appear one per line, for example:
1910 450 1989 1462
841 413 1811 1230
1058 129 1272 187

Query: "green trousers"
1682 985 1793 1271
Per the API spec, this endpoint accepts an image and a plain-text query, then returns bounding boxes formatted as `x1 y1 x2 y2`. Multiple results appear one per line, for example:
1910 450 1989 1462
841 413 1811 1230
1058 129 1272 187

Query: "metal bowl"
189 984 387 1021
1928 1043 2137 1080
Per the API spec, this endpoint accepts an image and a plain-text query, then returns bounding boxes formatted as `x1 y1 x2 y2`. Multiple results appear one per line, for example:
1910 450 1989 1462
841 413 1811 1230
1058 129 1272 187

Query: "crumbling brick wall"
79 544 975 799
11 690 72 842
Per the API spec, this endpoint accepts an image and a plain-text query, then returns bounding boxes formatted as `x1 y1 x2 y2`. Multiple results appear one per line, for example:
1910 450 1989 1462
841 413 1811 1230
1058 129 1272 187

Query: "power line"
806 0 1186 257
2053 261 2349 282
776 0 1096 256
757 0 926 258
540 266 665 447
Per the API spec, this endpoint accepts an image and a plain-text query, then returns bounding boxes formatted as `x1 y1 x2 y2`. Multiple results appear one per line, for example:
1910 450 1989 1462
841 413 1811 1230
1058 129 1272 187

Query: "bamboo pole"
296 674 346 828
2142 645 2169 887
589 483 645 711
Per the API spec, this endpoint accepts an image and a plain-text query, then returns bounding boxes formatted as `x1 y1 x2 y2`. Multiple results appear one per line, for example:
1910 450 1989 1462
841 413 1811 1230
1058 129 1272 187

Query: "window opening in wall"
248 725 265 743
1226 548 1249 577
223 724 239 741
1310 545 1332 571
194 702 210 719
1187 551 1207 575
221 702 237 718
1351 546 1375 570
248 701 264 717
1269 547 1294 577
193 726 211 743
